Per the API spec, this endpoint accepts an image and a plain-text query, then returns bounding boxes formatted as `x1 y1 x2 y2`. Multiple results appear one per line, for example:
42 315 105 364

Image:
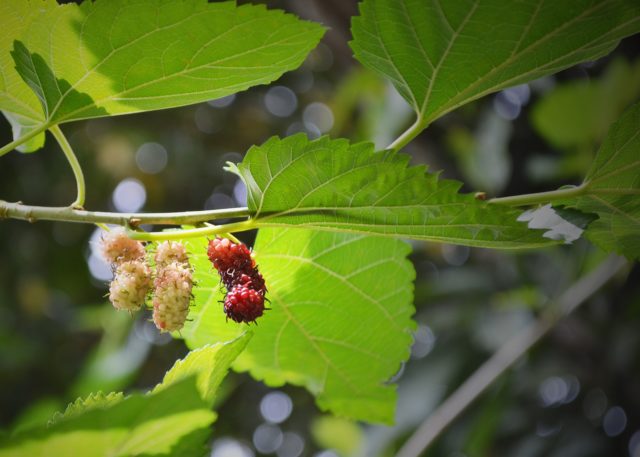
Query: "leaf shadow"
11 40 109 123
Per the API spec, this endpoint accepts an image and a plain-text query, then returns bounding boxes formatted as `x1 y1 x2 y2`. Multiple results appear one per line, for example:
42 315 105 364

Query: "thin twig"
395 254 627 457
0 200 251 226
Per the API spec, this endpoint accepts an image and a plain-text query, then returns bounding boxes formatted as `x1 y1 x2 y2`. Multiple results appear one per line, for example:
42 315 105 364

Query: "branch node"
129 218 142 228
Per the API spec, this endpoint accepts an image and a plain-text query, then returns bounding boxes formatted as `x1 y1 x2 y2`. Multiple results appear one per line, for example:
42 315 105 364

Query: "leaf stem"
0 123 49 157
215 229 242 244
395 254 627 457
488 185 586 207
49 125 85 207
387 116 426 151
0 200 251 226
126 220 257 241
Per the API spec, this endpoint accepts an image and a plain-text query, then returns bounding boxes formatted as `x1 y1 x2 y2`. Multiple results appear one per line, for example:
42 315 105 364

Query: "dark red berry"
207 236 268 324
224 284 265 323
207 237 254 273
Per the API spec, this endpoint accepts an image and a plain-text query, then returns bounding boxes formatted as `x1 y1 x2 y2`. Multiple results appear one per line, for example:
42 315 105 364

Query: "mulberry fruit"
207 236 267 323
101 228 145 265
155 241 189 269
152 262 193 332
109 260 152 311
224 283 265 323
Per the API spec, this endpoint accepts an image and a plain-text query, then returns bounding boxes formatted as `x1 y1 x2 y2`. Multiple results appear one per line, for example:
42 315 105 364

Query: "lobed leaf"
228 134 554 249
350 0 640 129
180 229 416 424
0 0 324 151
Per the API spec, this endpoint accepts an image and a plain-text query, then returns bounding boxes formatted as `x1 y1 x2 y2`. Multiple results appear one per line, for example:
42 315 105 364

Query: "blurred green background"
0 1 639 456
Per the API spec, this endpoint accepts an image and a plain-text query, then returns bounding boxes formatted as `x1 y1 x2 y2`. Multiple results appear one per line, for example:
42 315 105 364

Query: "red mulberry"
207 236 267 323
224 283 265 323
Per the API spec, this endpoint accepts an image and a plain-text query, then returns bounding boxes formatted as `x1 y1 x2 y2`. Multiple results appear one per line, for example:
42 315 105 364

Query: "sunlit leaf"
0 378 213 457
48 391 124 426
180 229 416 424
0 0 324 151
0 0 58 152
228 134 553 249
154 333 252 405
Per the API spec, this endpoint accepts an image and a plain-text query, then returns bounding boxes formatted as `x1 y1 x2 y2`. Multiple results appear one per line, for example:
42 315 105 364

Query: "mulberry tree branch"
395 254 628 457
0 200 251 227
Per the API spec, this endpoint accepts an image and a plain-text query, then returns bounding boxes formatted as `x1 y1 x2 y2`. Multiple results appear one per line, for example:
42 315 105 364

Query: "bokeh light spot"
135 142 168 174
603 406 627 437
260 391 293 424
265 86 298 117
253 423 283 454
112 178 146 212
303 102 334 133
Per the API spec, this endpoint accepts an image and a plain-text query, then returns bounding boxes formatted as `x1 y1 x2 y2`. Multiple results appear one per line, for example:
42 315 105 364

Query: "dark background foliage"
0 1 638 456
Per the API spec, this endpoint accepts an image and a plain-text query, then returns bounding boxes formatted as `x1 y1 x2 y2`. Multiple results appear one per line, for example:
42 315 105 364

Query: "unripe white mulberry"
109 260 152 311
101 229 145 265
155 241 189 269
152 261 193 332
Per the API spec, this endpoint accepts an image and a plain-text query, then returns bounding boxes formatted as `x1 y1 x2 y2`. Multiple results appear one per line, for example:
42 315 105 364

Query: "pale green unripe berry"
101 228 145 265
155 241 189 269
152 261 193 332
109 260 152 311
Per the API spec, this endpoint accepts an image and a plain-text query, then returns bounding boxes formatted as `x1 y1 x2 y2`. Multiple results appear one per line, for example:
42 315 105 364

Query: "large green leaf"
350 0 640 128
0 0 324 151
561 102 640 259
228 134 553 249
0 378 214 457
180 229 416 424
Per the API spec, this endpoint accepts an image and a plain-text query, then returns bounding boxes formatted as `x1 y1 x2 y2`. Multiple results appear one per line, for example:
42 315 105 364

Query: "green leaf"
229 134 554 249
48 391 125 426
180 229 416 424
0 378 214 457
350 0 640 127
561 102 640 259
0 0 324 151
532 57 640 149
0 1 58 152
154 333 252 405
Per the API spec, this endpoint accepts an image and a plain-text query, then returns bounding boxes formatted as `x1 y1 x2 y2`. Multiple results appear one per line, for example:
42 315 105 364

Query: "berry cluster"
101 232 192 332
207 236 267 323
